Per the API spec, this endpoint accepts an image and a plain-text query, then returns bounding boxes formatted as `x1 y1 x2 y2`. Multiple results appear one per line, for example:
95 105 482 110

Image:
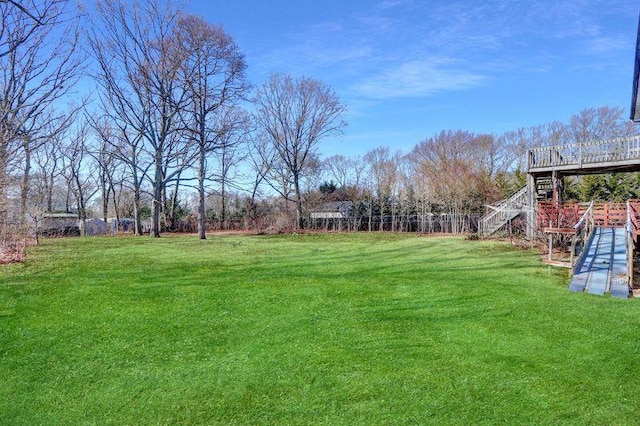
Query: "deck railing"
538 201 627 230
528 135 640 171
627 200 640 240
537 201 586 230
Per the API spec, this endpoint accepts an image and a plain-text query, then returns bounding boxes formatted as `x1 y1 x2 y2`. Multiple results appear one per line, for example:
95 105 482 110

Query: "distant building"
310 201 352 219
40 212 80 236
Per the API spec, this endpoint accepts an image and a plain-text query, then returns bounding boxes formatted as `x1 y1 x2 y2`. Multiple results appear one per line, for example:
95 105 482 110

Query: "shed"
310 201 352 219
40 212 80 236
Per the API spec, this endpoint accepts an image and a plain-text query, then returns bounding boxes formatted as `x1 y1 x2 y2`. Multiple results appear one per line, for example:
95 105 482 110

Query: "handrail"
573 201 594 231
478 186 528 237
627 200 640 288
628 200 640 234
570 201 594 272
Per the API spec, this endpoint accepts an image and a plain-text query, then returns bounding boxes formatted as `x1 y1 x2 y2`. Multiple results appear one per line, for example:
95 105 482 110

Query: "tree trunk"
197 146 206 239
220 147 227 229
74 173 87 236
391 197 397 232
221 180 227 230
293 172 304 230
0 143 7 228
65 186 72 213
132 172 143 235
46 172 54 212
378 196 384 232
152 153 163 238
109 175 119 221
170 177 180 231
19 139 31 230
101 172 109 222
161 181 168 231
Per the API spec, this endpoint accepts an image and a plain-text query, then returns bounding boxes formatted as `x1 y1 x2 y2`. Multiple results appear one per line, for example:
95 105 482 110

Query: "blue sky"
188 0 639 158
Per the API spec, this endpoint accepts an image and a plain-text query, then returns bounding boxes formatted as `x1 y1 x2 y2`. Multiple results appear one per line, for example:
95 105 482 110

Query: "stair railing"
570 201 594 272
478 186 528 237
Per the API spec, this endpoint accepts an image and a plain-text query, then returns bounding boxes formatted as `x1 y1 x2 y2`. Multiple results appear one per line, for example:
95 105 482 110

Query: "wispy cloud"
584 35 629 55
352 58 487 99
251 0 629 99
249 18 375 78
378 0 406 10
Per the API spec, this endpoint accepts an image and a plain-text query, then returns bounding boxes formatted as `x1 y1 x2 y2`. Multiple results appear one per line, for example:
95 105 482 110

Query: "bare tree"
245 132 278 228
175 14 249 238
60 119 99 235
364 147 402 231
88 114 148 235
85 118 123 222
569 106 634 142
33 131 64 212
410 130 510 233
0 0 82 250
214 108 250 229
0 1 72 58
90 0 192 237
253 73 346 229
323 154 366 189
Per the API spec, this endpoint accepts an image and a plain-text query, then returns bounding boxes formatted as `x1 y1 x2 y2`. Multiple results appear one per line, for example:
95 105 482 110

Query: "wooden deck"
528 135 640 174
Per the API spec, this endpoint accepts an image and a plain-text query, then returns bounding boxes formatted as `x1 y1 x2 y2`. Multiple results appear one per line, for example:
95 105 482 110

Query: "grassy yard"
2 233 640 424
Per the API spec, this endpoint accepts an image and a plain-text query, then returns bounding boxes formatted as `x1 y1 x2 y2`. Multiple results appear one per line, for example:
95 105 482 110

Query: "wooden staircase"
478 186 529 237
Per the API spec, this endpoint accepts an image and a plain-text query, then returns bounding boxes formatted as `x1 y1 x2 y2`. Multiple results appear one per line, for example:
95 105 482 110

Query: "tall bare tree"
213 108 250 229
568 106 635 142
85 118 123 222
0 0 82 253
90 0 192 237
88 113 148 235
323 154 366 189
253 73 346 229
60 119 99 235
175 14 249 238
410 130 510 233
245 132 278 228
364 147 402 231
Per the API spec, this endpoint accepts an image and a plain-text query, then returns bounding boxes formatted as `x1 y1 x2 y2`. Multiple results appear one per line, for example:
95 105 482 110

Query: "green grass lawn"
2 233 640 425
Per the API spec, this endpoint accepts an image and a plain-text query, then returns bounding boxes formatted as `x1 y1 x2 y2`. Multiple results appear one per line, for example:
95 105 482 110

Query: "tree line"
1 0 639 259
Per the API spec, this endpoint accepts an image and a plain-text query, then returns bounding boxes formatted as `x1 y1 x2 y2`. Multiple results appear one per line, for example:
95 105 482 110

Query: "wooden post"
579 140 582 167
552 170 562 207
570 234 576 270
